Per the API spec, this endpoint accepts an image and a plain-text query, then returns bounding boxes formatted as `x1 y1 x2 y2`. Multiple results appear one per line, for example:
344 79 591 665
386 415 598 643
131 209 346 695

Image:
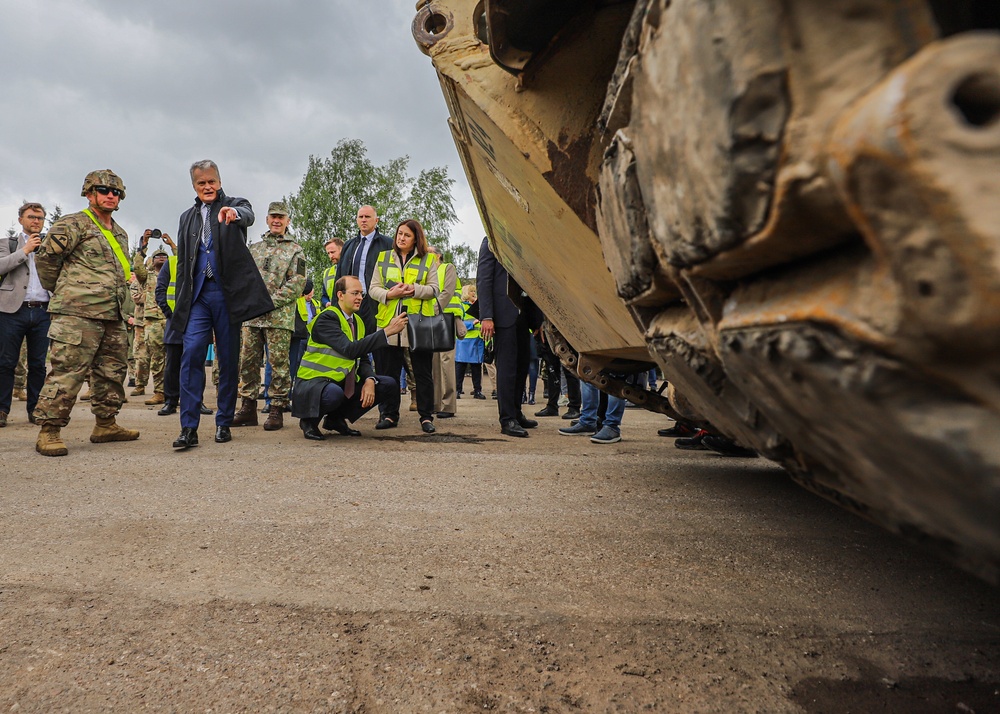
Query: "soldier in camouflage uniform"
32 169 140 456
231 201 306 431
133 241 174 405
129 269 148 393
12 343 28 402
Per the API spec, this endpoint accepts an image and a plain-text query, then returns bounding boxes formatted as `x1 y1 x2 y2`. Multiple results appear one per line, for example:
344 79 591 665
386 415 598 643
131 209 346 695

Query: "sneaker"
559 422 597 436
675 429 709 450
590 425 621 444
557 395 569 407
658 421 697 438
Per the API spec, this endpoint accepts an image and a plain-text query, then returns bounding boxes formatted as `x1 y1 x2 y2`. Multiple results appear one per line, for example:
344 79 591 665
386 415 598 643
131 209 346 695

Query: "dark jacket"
335 229 394 333
291 307 389 419
171 189 274 333
154 259 181 345
476 236 521 329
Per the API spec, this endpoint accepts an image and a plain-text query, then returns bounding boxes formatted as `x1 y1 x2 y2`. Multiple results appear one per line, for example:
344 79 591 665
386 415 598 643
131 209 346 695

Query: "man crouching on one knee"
292 276 407 440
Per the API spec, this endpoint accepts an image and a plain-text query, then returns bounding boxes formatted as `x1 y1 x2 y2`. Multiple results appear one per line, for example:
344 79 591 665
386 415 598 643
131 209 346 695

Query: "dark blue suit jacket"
172 190 274 333
476 236 521 329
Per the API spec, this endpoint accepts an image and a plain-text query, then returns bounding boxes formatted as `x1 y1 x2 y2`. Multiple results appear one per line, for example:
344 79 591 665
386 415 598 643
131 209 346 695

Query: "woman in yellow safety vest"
367 218 440 433
455 284 486 399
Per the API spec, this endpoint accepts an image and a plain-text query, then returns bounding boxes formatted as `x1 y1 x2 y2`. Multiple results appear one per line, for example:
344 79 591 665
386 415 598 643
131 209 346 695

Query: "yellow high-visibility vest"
374 250 436 328
297 305 366 384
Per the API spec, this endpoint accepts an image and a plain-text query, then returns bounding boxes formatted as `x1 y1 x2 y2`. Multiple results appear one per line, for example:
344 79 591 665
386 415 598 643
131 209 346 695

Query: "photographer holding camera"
0 202 52 428
136 228 176 260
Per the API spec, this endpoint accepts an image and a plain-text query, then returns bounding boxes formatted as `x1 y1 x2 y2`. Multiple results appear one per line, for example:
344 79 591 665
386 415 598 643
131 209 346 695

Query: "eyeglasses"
93 186 124 198
343 290 364 297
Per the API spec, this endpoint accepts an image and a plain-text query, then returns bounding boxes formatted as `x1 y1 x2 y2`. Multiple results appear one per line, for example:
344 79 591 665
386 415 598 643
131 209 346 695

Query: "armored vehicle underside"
414 0 1000 583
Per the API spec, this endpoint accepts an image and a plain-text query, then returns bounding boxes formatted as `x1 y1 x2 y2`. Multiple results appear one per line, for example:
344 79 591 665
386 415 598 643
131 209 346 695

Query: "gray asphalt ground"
1 389 997 712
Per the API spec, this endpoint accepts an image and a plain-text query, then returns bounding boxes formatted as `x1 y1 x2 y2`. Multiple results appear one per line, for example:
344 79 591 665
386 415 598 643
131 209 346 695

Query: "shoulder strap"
83 209 132 281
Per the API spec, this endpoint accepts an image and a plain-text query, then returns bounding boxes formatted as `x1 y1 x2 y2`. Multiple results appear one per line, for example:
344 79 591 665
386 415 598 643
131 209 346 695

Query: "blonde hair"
461 284 477 301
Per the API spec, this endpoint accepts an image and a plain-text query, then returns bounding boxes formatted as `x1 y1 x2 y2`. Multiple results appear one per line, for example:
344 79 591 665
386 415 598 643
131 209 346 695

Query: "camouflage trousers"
237 326 291 407
143 319 166 394
34 314 128 426
133 324 148 387
13 342 27 391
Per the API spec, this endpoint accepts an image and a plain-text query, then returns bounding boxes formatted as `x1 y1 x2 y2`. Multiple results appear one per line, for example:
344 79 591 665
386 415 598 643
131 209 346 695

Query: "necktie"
352 238 365 278
201 205 214 278
343 317 358 399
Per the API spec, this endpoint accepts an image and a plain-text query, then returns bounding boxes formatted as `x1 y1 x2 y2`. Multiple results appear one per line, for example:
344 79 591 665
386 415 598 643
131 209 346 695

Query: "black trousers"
455 362 482 393
493 317 531 423
163 342 182 404
376 345 434 421
305 375 399 425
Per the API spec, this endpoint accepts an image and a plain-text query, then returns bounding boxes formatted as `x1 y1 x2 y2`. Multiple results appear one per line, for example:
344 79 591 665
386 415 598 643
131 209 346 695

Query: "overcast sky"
0 0 482 253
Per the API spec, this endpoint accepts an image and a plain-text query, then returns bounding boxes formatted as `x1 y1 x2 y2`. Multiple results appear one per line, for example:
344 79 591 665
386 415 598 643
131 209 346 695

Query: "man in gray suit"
0 203 51 427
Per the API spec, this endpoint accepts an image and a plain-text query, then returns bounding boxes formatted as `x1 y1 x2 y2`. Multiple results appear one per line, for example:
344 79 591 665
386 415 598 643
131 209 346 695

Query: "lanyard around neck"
83 209 132 282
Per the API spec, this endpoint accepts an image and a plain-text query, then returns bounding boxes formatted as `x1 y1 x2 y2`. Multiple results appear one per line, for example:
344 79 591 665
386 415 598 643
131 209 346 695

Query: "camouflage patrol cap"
81 169 126 199
151 248 169 259
267 201 289 216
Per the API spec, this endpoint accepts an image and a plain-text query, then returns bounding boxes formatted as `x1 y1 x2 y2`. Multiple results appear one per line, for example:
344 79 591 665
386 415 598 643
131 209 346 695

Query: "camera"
150 229 162 240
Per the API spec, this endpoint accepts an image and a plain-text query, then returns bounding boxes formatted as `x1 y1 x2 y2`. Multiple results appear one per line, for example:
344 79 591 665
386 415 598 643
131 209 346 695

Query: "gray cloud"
0 0 482 250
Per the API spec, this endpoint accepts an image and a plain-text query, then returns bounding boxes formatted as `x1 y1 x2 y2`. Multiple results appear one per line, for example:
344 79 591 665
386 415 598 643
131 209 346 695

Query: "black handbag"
407 301 456 353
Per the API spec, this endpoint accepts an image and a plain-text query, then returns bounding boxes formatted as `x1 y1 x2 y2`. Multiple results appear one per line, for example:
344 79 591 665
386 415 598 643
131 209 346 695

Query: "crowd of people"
1 161 755 458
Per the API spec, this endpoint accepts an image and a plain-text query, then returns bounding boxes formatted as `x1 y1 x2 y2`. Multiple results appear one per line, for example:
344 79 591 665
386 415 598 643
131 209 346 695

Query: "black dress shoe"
421 420 436 434
375 418 397 430
215 425 232 443
322 414 361 436
301 421 325 441
436 411 455 419
172 427 198 448
561 408 581 421
516 414 538 429
473 392 486 400
199 403 214 415
500 418 529 438
534 405 560 417
702 435 758 457
157 402 177 416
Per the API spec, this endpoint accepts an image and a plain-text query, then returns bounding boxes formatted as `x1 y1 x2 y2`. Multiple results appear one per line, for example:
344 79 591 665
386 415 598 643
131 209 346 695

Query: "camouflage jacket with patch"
35 209 130 321
245 232 306 331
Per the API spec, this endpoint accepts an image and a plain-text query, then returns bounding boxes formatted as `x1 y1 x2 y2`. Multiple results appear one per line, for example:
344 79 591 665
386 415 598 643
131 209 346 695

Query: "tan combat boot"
144 392 165 405
13 388 27 401
36 425 68 456
231 397 258 427
130 386 146 396
262 404 283 431
90 416 140 443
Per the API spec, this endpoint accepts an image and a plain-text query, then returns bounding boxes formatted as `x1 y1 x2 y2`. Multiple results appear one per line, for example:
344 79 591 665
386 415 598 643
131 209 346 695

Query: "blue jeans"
579 381 625 430
0 303 50 414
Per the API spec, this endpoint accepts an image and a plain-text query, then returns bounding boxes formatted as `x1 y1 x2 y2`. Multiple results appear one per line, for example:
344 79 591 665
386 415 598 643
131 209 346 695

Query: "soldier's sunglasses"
94 186 124 198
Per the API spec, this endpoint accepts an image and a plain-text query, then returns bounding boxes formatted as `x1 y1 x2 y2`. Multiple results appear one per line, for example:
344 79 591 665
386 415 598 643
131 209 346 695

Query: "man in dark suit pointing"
171 159 273 449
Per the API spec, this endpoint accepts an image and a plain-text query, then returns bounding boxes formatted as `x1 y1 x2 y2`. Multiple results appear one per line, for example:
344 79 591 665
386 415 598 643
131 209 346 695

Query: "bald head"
356 205 378 237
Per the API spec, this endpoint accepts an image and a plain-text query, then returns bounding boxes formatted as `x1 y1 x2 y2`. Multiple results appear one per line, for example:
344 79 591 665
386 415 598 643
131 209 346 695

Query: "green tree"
287 139 463 287
47 204 63 229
